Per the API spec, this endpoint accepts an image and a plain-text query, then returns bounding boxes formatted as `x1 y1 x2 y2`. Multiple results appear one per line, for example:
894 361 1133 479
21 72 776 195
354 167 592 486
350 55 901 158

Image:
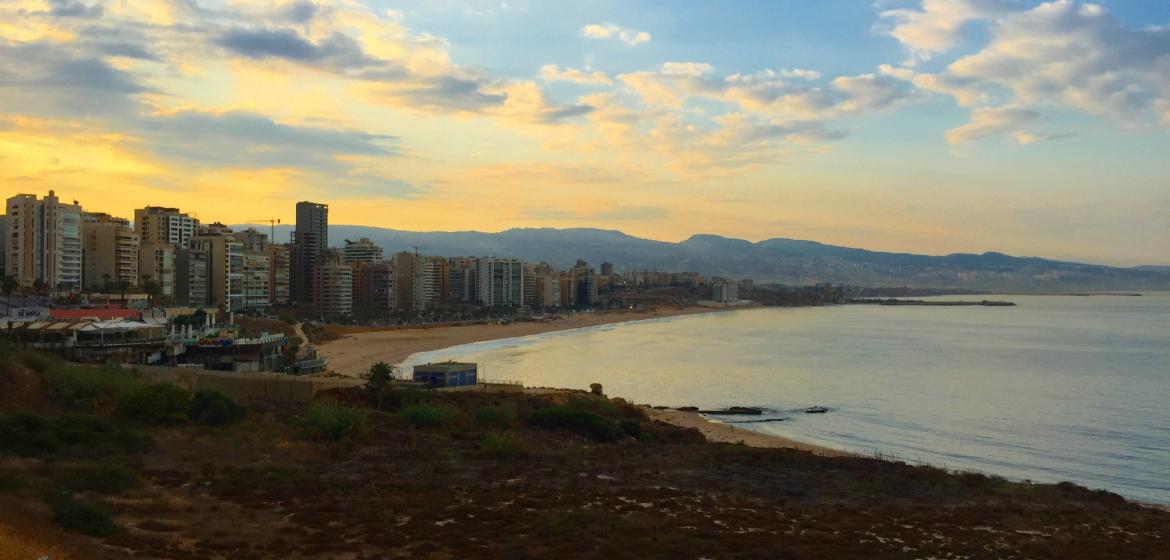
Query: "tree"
101 273 112 294
141 274 161 309
365 361 395 410
2 275 17 314
114 279 131 304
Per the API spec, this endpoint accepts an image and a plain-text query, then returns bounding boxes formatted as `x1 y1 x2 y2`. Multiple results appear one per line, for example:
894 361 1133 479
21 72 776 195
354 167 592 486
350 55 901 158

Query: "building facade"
267 243 290 305
476 257 524 307
81 213 139 289
138 243 176 298
342 238 383 263
290 201 328 304
313 262 352 317
134 206 197 247
5 191 83 291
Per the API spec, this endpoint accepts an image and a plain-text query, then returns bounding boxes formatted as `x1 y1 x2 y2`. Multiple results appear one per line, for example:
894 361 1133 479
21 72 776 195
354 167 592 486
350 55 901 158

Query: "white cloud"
945 106 1036 144
539 64 612 85
878 0 1012 64
581 22 651 46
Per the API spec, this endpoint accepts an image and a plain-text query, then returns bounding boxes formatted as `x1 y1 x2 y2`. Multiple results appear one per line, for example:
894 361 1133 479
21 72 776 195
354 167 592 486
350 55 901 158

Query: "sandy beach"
316 307 722 377
647 409 855 457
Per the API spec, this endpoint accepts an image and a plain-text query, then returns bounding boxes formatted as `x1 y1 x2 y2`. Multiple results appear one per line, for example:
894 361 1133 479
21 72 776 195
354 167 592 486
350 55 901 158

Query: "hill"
235 224 1170 292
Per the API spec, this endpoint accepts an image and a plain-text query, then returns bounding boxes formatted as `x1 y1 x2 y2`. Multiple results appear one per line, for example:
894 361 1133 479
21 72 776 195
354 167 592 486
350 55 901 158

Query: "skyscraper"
290 201 328 304
134 206 198 247
81 212 139 289
5 191 83 291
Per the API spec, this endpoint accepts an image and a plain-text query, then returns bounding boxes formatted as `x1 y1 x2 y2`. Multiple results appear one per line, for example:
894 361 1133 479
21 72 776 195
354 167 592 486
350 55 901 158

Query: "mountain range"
234 224 1170 292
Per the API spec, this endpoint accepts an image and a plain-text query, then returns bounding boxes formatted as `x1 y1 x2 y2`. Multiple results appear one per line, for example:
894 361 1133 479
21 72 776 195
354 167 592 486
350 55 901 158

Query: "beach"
646 409 854 457
315 306 722 377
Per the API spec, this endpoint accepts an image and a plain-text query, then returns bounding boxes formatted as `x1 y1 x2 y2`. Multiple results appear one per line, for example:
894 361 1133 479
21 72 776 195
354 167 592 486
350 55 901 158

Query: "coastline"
646 408 854 457
313 304 858 458
315 306 729 377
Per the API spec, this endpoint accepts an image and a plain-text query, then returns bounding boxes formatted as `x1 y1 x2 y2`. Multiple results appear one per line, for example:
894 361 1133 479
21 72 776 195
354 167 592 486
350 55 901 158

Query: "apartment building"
134 206 198 247
5 191 83 291
476 257 524 307
81 212 139 289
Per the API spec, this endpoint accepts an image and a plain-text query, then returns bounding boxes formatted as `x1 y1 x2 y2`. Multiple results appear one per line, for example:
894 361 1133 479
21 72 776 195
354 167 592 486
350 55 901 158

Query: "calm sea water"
403 294 1170 503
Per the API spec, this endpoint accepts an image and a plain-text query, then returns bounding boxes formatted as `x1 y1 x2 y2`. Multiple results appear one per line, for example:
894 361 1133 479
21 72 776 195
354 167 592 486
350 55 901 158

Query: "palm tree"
2 275 17 315
101 273 112 295
114 279 131 305
141 274 160 309
365 361 396 410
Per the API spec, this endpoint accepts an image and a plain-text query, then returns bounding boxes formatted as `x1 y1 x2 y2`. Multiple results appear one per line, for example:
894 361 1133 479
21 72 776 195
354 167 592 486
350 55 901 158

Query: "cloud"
581 22 651 46
381 75 508 112
877 0 1012 63
140 109 396 168
217 27 376 69
46 0 104 19
539 64 612 85
945 106 1037 144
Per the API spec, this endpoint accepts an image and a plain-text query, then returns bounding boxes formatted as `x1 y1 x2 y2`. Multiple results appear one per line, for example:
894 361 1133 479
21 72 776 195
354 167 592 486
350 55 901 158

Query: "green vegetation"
0 471 26 492
45 492 118 537
398 404 457 429
0 413 150 457
618 419 643 439
43 363 148 412
528 405 625 442
55 462 142 495
472 405 516 429
114 384 191 426
189 390 247 426
478 432 527 460
304 402 369 441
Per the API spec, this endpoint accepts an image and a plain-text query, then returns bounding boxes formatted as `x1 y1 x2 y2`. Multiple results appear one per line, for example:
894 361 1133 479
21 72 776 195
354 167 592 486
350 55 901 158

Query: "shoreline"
315 306 734 378
646 408 854 457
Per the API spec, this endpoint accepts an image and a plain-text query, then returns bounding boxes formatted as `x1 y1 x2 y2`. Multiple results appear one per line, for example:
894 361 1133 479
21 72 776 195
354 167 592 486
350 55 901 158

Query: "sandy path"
648 409 855 457
316 307 723 377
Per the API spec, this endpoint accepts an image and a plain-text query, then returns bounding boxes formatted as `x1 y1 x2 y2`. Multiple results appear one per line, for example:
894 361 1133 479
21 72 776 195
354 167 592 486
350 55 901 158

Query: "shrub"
55 463 142 495
189 390 247 426
398 404 457 429
478 432 527 460
618 419 642 439
0 413 58 456
0 471 26 492
114 384 190 426
304 402 369 441
0 413 151 457
45 492 118 537
527 406 625 442
44 364 147 411
473 405 516 429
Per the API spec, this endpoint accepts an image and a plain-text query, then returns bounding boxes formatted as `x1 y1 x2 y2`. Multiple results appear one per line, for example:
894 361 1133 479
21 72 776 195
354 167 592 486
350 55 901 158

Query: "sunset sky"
1 0 1168 265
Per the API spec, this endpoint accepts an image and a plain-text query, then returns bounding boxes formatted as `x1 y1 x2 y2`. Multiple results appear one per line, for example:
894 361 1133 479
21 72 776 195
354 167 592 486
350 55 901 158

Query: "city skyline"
2 1 1169 266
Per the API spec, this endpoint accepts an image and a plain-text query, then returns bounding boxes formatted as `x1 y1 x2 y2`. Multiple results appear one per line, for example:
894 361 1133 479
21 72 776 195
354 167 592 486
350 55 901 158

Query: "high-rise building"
534 273 561 308
522 263 536 307
81 212 139 289
190 227 244 311
313 262 352 317
576 273 599 306
175 247 209 306
134 206 198 247
5 191 83 291
427 255 448 307
343 238 383 263
600 262 614 276
267 244 290 305
233 227 269 253
354 262 397 315
0 215 7 279
290 201 327 304
392 250 434 312
139 243 176 298
476 257 524 307
446 257 477 303
240 252 271 310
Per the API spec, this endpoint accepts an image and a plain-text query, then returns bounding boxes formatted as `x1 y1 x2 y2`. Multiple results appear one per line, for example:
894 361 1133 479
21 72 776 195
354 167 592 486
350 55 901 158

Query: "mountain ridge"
233 224 1170 291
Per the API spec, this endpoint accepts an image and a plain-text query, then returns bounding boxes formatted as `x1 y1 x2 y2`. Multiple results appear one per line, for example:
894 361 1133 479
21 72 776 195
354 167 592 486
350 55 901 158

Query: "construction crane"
250 218 281 242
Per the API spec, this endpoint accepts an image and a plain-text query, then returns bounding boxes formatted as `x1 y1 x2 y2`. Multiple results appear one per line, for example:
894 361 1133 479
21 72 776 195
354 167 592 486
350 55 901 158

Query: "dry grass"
0 523 73 560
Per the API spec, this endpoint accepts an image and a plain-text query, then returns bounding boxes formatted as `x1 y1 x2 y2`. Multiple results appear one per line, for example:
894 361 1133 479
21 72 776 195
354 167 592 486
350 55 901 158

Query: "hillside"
237 224 1170 292
2 348 1168 558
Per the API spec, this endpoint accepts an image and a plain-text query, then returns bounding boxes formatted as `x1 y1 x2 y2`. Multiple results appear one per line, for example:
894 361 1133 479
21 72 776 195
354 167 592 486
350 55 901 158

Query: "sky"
0 0 1168 266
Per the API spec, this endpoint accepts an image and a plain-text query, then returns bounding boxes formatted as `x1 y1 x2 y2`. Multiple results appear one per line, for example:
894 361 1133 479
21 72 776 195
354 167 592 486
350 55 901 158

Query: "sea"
402 294 1170 504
